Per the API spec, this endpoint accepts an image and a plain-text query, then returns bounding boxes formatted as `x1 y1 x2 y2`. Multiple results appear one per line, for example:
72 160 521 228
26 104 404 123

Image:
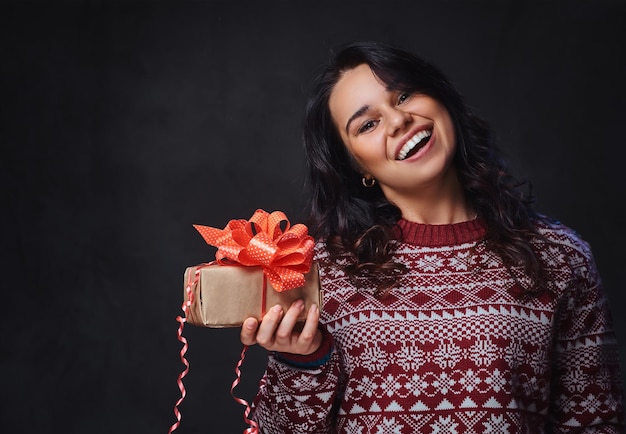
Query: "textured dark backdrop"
2 1 625 433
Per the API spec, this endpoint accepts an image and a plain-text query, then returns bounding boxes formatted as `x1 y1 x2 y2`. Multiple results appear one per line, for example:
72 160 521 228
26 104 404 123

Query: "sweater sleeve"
548 242 625 432
250 330 343 433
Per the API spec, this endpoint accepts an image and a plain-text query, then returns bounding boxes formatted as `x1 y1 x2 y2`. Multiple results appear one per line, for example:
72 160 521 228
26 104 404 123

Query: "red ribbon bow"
193 209 315 292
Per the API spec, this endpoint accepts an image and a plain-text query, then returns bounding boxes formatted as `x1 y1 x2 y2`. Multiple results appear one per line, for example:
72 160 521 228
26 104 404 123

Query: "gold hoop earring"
362 177 376 188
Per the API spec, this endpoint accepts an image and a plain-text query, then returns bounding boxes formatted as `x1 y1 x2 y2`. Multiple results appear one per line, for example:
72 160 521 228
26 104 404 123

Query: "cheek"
346 140 383 172
438 114 457 154
345 146 369 172
340 138 368 173
444 110 456 141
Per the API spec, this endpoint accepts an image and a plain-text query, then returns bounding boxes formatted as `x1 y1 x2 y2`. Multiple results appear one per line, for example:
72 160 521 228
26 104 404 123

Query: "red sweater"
251 218 624 433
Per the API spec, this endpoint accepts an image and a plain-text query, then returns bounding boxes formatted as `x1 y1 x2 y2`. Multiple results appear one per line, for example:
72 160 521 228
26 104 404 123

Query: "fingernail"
310 304 318 314
272 304 283 313
293 299 304 309
245 319 256 329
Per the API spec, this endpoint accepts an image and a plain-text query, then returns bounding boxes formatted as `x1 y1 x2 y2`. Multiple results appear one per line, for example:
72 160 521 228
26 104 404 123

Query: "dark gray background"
2 1 625 432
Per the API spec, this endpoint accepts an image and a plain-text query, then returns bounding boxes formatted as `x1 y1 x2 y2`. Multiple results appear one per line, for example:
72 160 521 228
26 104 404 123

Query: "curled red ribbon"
231 345 260 434
193 209 315 292
168 265 202 434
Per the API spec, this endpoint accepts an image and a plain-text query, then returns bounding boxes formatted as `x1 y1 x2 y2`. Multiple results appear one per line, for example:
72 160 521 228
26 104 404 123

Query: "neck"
381 168 474 225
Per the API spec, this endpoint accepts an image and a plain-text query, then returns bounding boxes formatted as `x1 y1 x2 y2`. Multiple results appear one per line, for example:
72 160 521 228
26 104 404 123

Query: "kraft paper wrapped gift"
183 262 322 328
182 209 321 328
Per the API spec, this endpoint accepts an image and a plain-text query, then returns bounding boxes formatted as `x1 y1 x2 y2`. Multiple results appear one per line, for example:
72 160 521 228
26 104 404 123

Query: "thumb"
240 317 259 346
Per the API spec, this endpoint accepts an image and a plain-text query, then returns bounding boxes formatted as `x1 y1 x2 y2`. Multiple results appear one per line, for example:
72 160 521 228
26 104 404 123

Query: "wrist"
274 328 333 369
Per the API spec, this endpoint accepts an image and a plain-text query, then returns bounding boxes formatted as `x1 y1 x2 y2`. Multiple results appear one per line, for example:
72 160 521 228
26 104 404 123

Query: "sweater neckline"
396 217 486 247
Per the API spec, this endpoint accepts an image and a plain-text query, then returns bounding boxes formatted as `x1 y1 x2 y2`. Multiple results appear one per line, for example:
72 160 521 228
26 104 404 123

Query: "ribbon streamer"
230 345 260 434
168 266 202 433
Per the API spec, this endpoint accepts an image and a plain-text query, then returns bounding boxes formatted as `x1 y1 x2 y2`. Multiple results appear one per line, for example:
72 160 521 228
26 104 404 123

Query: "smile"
396 129 433 161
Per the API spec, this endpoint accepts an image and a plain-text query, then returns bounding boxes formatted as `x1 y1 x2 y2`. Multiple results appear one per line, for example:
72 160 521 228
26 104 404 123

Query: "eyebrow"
345 104 370 135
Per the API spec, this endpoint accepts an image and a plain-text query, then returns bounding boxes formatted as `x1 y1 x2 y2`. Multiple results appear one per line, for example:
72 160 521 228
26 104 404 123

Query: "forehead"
329 64 389 124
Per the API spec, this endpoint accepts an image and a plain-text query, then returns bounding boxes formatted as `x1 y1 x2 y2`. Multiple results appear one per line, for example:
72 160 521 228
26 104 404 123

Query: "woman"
240 41 624 433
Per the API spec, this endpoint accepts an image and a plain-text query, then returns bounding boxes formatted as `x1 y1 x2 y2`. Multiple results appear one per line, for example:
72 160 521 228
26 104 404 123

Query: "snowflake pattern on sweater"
251 218 624 433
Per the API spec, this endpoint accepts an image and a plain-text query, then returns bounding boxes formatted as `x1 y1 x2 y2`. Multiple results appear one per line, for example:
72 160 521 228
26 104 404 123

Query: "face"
328 64 458 202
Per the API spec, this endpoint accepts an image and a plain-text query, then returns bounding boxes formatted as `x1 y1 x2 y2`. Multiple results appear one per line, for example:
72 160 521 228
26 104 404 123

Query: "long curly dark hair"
303 41 547 294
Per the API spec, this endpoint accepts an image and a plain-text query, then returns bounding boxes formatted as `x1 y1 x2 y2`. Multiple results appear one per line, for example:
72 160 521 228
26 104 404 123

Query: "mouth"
396 128 433 161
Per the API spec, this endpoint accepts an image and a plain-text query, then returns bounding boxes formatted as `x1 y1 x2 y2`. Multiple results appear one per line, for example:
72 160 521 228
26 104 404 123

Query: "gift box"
183 262 321 328
182 209 320 328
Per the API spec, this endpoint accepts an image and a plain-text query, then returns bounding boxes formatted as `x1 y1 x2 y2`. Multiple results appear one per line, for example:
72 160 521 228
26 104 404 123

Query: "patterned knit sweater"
251 218 624 433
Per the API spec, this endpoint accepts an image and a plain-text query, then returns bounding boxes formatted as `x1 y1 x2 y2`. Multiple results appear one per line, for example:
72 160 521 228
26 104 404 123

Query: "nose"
385 107 412 136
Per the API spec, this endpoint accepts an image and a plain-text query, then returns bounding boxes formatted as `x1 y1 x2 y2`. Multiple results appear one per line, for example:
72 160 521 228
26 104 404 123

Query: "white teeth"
397 129 432 160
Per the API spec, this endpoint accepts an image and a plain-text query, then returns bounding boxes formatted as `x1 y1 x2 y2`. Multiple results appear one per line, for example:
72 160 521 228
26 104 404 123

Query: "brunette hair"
303 41 546 293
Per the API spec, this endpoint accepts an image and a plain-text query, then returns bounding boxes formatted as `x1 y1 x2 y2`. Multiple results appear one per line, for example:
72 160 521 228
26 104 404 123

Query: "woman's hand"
240 299 322 355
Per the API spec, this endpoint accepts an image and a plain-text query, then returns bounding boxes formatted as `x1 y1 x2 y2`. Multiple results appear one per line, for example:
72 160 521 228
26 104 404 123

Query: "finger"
240 317 259 346
297 303 320 348
275 300 305 343
255 304 284 348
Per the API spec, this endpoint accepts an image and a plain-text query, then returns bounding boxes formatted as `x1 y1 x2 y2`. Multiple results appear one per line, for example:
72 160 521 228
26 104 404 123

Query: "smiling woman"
301 42 544 287
238 41 625 433
328 64 461 224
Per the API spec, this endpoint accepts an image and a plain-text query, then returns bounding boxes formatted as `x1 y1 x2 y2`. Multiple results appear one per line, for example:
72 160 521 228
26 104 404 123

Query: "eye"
397 92 411 104
357 119 378 134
